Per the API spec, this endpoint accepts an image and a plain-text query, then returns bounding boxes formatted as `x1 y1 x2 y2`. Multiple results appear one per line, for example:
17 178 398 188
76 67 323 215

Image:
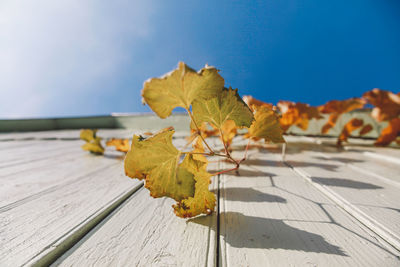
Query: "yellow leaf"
220 120 237 147
80 129 104 155
124 127 195 201
192 87 254 129
142 62 224 118
173 156 215 218
80 129 97 142
192 136 208 165
106 138 130 153
246 106 285 143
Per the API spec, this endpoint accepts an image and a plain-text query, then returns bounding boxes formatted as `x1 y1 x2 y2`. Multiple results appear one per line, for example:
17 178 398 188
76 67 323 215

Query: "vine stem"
211 166 239 176
218 128 240 166
181 151 228 158
186 109 215 155
238 139 251 164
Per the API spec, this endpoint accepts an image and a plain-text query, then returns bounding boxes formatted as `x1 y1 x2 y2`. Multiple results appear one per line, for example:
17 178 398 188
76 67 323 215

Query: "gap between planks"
27 182 144 266
281 158 400 253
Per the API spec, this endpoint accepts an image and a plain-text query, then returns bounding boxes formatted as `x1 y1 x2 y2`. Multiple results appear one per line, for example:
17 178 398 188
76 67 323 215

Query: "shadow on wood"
190 212 346 255
212 188 287 203
311 177 383 190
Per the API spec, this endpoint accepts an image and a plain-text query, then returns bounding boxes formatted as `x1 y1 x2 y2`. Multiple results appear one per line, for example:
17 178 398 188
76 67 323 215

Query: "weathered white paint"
219 147 400 267
52 163 219 267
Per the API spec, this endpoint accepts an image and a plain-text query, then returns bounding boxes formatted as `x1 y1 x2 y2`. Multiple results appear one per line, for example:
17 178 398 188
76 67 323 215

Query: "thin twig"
211 166 239 176
218 128 240 166
238 139 251 164
181 151 229 158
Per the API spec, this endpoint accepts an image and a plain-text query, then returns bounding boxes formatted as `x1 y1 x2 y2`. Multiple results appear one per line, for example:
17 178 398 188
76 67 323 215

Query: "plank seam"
26 182 144 267
314 151 400 189
283 159 400 252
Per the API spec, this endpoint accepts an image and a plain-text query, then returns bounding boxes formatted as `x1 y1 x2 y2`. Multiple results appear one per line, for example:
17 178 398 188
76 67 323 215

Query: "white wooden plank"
0 144 87 178
219 147 400 267
0 161 141 266
0 151 120 208
277 143 400 238
51 165 219 267
0 140 81 168
285 136 400 185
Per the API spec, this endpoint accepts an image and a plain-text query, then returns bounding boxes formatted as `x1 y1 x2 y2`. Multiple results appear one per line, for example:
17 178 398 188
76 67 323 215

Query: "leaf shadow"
221 168 277 177
189 212 346 255
311 177 383 190
211 187 287 203
241 159 339 172
313 156 364 164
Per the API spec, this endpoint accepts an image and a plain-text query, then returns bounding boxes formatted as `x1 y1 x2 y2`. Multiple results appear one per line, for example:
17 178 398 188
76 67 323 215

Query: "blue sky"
1 0 399 118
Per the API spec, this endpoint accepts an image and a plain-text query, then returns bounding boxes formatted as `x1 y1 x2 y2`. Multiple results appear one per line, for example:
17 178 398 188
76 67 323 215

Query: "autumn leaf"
142 62 224 118
242 95 274 111
337 118 364 146
319 98 365 134
192 87 254 129
192 136 208 164
106 138 130 153
173 168 215 218
220 120 237 148
124 127 195 201
245 106 285 143
363 88 400 122
375 118 400 146
124 127 216 217
277 101 322 132
359 124 373 136
80 129 104 155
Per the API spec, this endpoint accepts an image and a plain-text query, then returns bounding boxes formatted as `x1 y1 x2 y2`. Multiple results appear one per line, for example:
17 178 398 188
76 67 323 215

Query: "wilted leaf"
363 88 400 122
80 129 104 155
106 138 130 153
319 98 365 134
359 124 373 136
142 62 224 118
173 156 215 218
246 106 285 143
192 87 254 129
375 118 400 146
337 118 364 146
277 101 322 132
243 95 274 111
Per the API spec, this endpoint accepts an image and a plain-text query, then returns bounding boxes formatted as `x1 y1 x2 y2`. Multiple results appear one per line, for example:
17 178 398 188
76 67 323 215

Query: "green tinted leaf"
192 87 254 128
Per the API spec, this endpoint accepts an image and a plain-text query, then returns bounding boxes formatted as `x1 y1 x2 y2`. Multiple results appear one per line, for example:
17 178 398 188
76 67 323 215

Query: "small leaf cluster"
124 62 285 218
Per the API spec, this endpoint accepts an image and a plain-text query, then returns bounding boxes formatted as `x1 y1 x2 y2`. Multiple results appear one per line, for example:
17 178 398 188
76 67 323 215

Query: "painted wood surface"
53 178 218 267
1 130 400 266
219 146 400 267
278 137 400 241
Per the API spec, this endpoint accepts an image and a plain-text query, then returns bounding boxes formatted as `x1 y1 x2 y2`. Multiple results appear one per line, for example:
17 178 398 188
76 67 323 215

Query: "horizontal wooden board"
219 146 400 266
51 161 219 266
